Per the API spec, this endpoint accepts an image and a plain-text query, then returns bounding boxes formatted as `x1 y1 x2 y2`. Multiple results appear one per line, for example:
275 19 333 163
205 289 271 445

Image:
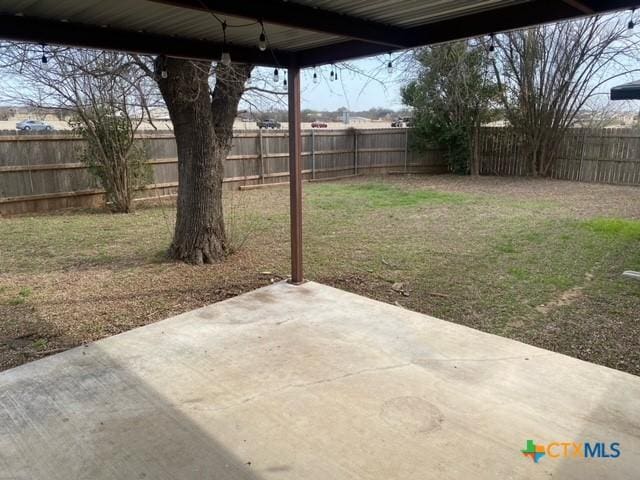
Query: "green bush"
73 112 151 213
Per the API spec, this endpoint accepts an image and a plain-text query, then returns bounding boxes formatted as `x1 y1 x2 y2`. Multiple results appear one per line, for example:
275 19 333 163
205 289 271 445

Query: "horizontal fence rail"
478 127 640 185
0 128 446 214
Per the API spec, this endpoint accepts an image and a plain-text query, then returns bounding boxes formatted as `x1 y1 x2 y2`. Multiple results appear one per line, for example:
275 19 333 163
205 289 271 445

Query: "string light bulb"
488 33 495 57
258 21 267 51
161 69 168 79
387 59 393 74
330 67 335 81
273 68 279 82
40 43 48 64
313 68 319 84
629 9 635 29
220 21 231 65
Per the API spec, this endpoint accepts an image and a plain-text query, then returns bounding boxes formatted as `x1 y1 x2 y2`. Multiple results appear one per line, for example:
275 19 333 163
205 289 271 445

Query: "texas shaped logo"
522 440 546 463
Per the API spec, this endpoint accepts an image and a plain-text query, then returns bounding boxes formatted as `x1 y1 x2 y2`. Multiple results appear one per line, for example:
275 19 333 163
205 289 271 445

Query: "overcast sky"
301 56 404 111
249 55 406 112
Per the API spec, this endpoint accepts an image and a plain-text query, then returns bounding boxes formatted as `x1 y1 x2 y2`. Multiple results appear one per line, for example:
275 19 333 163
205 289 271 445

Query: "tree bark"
155 58 251 264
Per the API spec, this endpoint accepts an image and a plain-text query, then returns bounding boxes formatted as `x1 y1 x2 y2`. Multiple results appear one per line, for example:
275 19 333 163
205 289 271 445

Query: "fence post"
354 129 358 175
258 128 265 184
311 128 316 180
404 128 409 173
579 129 586 182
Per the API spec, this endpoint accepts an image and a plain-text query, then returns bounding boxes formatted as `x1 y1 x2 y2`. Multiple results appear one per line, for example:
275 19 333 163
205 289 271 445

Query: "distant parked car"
391 117 413 128
311 121 328 128
257 119 281 129
16 119 54 132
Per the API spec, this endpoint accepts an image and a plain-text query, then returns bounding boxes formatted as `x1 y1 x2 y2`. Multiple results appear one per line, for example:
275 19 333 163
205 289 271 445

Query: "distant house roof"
611 81 640 101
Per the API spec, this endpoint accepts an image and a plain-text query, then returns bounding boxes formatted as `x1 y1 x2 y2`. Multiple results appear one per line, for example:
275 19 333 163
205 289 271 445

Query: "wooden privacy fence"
0 128 445 215
478 127 640 185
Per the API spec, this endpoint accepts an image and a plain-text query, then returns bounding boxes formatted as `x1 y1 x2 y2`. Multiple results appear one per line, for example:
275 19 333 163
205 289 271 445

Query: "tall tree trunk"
155 57 251 264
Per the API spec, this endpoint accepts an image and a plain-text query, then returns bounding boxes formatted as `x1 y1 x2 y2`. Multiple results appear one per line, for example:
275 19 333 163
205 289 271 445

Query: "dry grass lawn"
1 175 639 375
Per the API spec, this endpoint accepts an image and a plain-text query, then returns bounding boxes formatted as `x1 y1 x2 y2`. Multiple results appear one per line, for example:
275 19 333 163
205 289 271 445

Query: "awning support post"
288 65 304 284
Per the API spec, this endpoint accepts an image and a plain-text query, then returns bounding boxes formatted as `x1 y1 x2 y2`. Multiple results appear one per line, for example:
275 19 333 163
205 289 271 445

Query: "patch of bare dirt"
536 287 584 315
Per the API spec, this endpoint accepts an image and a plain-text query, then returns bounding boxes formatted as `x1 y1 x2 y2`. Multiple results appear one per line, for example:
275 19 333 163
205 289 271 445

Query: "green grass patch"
7 287 32 305
32 338 48 350
495 240 517 254
581 218 640 240
309 182 468 210
508 267 530 281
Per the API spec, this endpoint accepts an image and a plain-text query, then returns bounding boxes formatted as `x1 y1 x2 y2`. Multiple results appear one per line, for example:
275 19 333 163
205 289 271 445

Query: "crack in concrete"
182 362 413 413
412 352 556 363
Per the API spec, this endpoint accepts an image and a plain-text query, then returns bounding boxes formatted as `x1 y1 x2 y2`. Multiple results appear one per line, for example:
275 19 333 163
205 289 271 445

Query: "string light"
258 21 267 51
488 33 495 57
40 43 48 64
334 69 338 81
313 67 319 84
283 73 288 89
330 66 335 81
220 21 231 65
629 8 635 29
387 54 393 74
157 55 168 79
273 68 279 82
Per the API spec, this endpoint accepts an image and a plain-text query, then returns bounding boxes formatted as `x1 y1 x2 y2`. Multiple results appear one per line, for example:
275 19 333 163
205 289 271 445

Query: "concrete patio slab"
1 281 638 479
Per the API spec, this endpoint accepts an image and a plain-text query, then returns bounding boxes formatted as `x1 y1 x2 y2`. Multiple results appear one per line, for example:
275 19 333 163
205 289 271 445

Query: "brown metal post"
288 66 304 284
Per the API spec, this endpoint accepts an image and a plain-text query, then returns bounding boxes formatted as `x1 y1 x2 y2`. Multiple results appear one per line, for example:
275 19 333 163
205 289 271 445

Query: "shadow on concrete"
0 348 272 480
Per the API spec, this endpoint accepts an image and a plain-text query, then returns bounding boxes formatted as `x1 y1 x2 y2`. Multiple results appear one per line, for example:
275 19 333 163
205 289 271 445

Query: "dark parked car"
257 119 281 129
311 121 328 128
16 119 54 132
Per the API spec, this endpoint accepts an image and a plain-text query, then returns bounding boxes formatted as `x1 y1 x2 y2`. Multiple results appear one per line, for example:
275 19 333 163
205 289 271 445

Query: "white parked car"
16 119 54 132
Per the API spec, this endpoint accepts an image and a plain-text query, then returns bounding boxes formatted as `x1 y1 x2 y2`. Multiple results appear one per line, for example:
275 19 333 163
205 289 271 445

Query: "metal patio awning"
611 80 640 100
0 0 637 68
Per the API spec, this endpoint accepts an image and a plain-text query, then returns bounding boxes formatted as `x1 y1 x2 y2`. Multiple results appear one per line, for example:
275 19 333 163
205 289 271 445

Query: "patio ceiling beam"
297 0 640 66
561 0 595 14
0 14 288 67
147 0 411 48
